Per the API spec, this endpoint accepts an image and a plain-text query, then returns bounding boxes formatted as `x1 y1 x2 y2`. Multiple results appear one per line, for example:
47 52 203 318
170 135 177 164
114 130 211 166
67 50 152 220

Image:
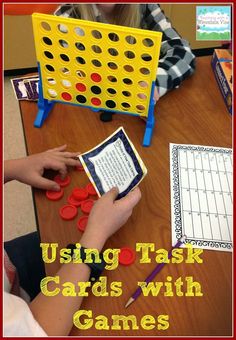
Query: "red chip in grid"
91 73 102 82
59 204 77 220
77 215 89 232
67 194 82 207
54 174 71 187
72 188 88 201
76 83 86 92
91 97 101 106
81 199 94 214
86 183 97 196
46 188 64 201
118 247 136 266
61 92 72 101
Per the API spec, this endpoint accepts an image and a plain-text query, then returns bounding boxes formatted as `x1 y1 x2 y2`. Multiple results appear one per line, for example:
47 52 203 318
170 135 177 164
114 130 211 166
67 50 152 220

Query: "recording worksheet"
170 143 232 252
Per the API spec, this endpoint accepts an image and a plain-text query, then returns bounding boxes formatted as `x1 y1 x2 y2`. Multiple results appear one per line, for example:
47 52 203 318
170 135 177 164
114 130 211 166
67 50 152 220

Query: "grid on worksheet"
178 148 232 244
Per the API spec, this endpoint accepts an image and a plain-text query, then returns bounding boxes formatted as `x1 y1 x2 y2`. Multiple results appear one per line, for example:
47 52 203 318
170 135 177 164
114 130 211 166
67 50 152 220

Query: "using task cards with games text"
79 127 147 199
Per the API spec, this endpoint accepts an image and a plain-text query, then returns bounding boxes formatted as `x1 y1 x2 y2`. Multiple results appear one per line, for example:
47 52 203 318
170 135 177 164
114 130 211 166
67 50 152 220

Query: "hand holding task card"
79 127 147 199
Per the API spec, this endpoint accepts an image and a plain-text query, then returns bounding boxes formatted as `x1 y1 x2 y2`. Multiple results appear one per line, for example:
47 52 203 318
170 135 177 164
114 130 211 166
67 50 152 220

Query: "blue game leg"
142 81 156 147
34 62 55 127
143 109 155 147
34 99 54 128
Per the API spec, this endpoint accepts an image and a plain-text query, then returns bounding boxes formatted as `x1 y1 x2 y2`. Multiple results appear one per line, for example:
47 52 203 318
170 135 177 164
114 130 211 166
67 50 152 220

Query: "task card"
79 127 147 199
170 143 232 252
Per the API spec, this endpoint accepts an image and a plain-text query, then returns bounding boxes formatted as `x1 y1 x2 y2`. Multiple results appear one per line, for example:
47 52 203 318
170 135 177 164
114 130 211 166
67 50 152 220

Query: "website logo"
196 6 231 41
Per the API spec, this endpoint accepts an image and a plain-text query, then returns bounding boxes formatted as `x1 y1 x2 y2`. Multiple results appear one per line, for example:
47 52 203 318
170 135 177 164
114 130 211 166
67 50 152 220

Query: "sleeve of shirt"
4 292 47 337
141 4 196 97
54 4 74 17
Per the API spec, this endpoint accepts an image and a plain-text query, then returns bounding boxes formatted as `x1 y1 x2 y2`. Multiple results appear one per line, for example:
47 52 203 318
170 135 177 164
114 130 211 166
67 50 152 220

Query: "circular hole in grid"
106 100 116 108
45 64 55 72
92 59 102 67
123 78 133 85
108 32 119 42
140 67 150 75
137 93 147 100
142 38 154 47
136 104 145 112
107 62 117 70
141 53 152 62
41 21 51 31
76 83 86 92
76 70 86 78
125 35 136 44
74 27 85 36
61 79 72 88
62 92 72 101
47 77 56 85
75 42 85 51
47 89 57 98
122 90 131 97
107 75 117 83
107 88 116 96
91 73 102 82
91 85 101 94
76 95 87 103
91 97 101 106
92 30 102 39
60 54 70 62
57 24 68 34
123 65 134 72
121 102 131 110
91 45 102 53
124 51 135 59
60 67 70 75
108 48 118 56
44 51 54 59
59 39 69 48
76 56 86 65
43 37 52 45
138 80 148 88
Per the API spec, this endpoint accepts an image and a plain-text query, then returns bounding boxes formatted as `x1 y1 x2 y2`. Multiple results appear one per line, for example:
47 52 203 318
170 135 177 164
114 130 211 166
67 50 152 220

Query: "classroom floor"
4 76 36 241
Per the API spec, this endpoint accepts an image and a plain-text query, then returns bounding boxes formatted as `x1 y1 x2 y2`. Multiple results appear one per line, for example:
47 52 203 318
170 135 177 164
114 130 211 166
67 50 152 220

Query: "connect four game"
32 13 162 146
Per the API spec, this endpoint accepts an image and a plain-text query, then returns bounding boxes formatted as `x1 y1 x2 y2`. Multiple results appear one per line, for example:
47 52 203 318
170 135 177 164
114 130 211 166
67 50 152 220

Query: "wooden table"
20 56 232 336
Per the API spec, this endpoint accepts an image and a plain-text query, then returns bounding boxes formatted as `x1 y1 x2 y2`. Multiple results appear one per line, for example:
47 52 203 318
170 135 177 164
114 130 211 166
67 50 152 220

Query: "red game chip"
81 199 94 214
61 92 72 101
59 204 78 220
91 73 102 82
76 83 86 92
54 174 71 187
72 188 88 201
67 194 82 207
46 188 64 201
76 164 84 171
86 183 97 196
77 215 89 232
118 247 136 266
91 97 101 106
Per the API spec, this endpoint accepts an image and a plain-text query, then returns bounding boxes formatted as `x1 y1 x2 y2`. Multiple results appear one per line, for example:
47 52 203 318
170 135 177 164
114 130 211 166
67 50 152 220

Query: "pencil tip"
125 297 135 308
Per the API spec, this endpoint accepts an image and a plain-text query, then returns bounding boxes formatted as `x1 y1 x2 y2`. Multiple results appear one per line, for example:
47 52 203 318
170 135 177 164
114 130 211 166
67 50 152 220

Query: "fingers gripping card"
79 127 147 199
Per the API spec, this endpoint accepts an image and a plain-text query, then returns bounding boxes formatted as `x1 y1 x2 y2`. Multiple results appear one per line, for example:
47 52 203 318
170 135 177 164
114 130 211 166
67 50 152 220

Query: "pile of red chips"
46 171 136 266
46 172 98 233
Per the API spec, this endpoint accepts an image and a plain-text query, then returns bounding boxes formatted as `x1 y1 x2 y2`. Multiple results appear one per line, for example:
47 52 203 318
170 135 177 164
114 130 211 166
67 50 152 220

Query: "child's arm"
30 187 141 336
4 145 80 191
141 4 196 97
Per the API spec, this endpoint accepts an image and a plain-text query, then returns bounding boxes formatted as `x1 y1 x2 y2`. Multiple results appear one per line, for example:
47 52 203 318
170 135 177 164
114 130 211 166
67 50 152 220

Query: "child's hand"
80 187 141 250
138 83 159 103
154 87 159 102
4 145 81 191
